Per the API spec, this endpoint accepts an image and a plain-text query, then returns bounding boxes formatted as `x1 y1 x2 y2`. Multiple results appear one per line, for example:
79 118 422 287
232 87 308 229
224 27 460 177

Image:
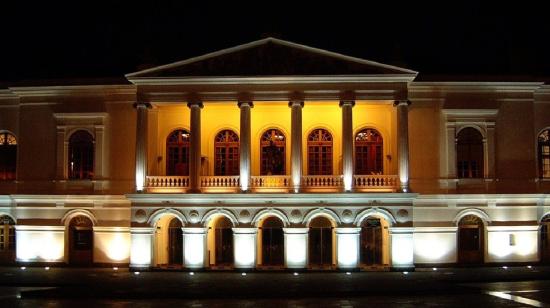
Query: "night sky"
1 2 549 85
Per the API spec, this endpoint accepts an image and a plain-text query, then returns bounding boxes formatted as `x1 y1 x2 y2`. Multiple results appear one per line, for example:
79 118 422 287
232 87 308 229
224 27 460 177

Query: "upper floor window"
355 128 383 175
308 128 333 175
0 132 17 180
68 130 94 180
215 130 239 176
457 127 484 178
539 129 550 178
260 129 286 175
166 129 190 176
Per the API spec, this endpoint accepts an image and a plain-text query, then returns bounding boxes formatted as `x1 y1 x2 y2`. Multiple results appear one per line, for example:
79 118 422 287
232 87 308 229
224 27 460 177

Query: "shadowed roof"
126 37 417 79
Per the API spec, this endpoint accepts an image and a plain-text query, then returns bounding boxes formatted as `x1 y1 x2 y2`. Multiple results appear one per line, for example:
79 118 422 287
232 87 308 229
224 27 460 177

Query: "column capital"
237 101 254 108
133 102 152 109
288 100 304 108
393 100 411 107
187 101 204 108
339 100 355 107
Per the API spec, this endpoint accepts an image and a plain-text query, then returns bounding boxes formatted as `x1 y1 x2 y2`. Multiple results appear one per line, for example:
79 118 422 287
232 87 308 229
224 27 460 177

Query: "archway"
68 215 94 266
308 216 334 268
207 215 234 267
360 217 390 267
541 215 550 263
259 216 284 266
153 215 183 267
0 215 15 264
457 214 485 264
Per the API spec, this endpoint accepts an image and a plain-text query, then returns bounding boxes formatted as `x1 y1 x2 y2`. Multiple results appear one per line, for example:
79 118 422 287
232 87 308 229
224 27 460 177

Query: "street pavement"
0 266 549 307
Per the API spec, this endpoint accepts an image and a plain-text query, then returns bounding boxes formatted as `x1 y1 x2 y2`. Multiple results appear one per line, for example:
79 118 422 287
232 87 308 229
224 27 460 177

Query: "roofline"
125 37 418 78
127 75 418 86
6 84 136 97
409 81 544 93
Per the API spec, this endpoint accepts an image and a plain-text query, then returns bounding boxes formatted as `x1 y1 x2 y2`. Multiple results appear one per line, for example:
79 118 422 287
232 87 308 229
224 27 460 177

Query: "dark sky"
1 2 549 84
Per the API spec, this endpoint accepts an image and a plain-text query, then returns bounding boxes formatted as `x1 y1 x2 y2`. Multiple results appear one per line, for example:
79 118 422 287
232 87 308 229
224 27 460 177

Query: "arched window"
260 129 286 175
307 129 333 175
214 130 239 176
457 127 484 178
539 129 550 178
0 215 15 253
0 132 17 180
355 128 383 175
166 129 190 176
68 130 94 180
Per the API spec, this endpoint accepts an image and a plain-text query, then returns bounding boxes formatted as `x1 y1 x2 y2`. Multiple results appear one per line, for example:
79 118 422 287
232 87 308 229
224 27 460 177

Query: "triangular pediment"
126 37 417 79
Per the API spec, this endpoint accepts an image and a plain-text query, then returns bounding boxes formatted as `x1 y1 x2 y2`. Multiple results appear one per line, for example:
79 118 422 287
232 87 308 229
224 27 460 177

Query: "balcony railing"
146 174 398 193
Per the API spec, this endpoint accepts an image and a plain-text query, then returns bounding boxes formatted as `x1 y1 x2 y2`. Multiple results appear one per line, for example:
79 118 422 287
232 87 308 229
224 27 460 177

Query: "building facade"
0 38 549 270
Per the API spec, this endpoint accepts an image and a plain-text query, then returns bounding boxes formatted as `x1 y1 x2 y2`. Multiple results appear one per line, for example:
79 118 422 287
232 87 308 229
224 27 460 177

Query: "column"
130 227 154 268
283 228 308 268
134 102 150 192
335 227 360 269
238 101 253 191
182 227 208 269
188 101 203 192
233 228 257 269
395 100 410 192
289 101 304 193
340 100 355 191
389 227 414 270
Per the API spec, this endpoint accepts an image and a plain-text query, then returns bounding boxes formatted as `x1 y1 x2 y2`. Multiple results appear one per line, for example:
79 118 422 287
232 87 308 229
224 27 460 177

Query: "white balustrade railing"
354 175 399 189
146 176 189 188
302 175 343 188
250 176 291 188
200 176 240 188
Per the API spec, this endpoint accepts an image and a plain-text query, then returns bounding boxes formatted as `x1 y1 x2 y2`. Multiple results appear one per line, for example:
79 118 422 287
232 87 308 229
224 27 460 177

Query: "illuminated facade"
0 38 550 270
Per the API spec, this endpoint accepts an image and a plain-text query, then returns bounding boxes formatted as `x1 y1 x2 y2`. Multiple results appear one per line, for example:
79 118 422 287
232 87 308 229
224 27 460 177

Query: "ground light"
293 272 299 276
345 272 351 275
20 267 26 270
44 267 50 271
241 272 247 276
502 266 508 270
527 265 532 269
113 267 118 271
189 272 194 276
433 268 437 271
134 272 140 275
403 271 409 275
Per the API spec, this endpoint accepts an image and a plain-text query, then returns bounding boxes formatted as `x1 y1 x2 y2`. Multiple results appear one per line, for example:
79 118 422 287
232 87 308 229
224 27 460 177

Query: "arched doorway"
308 216 334 268
260 129 286 175
0 215 15 264
259 216 284 266
153 215 183 267
208 216 234 267
360 217 390 267
68 216 94 266
166 129 190 176
457 214 484 264
541 215 550 263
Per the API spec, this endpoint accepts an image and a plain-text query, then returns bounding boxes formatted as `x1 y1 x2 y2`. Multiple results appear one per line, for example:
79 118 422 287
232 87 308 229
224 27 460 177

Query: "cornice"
7 85 136 97
409 82 544 93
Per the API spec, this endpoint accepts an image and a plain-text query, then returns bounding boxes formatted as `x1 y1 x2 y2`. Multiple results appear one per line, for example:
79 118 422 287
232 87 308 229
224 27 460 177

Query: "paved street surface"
1 266 550 307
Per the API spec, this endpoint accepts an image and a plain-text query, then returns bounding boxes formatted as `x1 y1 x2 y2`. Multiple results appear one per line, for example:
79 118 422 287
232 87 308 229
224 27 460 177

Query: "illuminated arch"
303 208 341 227
61 209 98 226
453 208 491 226
251 208 290 227
147 208 187 226
201 209 239 227
0 212 16 224
354 208 396 226
539 211 550 224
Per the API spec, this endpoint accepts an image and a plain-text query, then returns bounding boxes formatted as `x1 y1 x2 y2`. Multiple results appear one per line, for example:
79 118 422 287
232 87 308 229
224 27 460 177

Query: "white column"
135 102 150 191
289 101 304 193
340 100 355 191
15 225 65 263
395 100 410 192
232 228 257 269
188 101 203 192
283 227 308 268
182 227 207 269
335 227 360 269
389 227 414 269
238 101 253 191
130 227 154 268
